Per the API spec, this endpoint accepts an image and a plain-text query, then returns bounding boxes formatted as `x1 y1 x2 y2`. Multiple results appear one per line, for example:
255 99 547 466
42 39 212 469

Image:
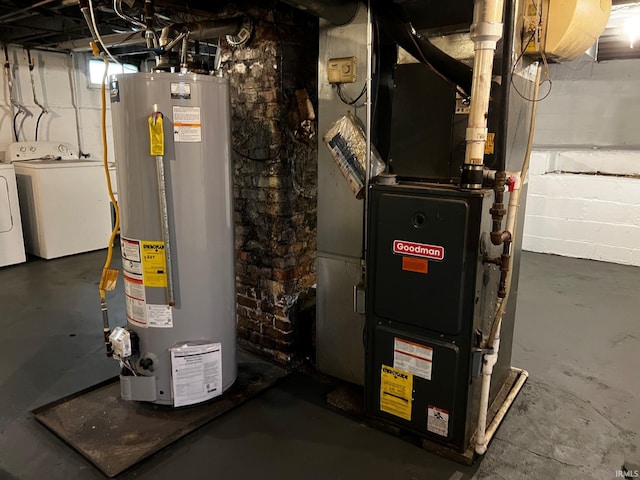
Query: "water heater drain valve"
109 327 132 359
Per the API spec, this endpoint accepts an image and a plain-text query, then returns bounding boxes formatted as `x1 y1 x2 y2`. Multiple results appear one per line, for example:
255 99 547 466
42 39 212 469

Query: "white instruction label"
121 237 143 275
170 343 222 407
123 273 145 302
146 304 173 328
173 106 201 143
125 295 146 327
122 258 142 275
427 405 449 437
121 237 141 262
393 338 433 380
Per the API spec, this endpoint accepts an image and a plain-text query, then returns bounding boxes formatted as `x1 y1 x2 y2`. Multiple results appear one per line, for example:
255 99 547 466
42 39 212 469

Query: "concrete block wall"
524 59 640 266
0 46 113 161
524 150 640 266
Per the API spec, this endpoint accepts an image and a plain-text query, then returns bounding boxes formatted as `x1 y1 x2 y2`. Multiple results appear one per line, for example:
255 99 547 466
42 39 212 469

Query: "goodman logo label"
393 240 445 261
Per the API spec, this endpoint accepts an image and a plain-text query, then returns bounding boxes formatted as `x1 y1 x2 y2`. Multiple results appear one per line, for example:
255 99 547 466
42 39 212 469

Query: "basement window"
88 58 138 87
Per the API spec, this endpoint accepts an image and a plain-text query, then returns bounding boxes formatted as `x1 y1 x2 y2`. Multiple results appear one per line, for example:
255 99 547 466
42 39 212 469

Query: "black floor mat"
32 351 288 477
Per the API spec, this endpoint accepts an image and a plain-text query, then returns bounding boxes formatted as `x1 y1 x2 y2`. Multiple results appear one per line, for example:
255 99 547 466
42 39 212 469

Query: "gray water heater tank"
110 72 236 406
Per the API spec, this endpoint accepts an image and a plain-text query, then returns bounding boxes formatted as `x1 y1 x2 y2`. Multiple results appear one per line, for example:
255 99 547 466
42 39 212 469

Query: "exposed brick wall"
219 1 318 363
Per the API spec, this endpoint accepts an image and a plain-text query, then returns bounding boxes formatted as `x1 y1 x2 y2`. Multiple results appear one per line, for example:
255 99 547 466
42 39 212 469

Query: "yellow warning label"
141 241 167 288
380 365 413 421
485 132 495 155
148 114 165 156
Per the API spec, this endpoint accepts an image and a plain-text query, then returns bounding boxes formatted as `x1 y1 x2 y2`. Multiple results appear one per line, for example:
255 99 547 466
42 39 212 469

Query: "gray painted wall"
524 58 640 266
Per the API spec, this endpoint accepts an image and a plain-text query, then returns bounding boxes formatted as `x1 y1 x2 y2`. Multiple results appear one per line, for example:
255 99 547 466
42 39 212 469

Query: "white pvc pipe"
464 0 505 166
484 367 529 443
475 326 501 455
474 64 543 455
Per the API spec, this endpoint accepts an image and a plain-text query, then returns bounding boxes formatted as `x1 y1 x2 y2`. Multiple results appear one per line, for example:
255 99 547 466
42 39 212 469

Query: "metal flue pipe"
461 0 505 190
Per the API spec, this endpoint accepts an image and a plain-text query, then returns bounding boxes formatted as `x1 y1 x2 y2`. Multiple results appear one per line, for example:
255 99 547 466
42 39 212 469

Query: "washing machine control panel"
5 141 77 163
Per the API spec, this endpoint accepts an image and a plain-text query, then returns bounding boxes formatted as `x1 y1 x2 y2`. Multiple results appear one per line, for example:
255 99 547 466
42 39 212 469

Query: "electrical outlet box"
328 56 357 84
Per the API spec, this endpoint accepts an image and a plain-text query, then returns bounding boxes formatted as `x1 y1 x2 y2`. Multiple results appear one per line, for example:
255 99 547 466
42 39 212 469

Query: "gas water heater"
109 72 236 406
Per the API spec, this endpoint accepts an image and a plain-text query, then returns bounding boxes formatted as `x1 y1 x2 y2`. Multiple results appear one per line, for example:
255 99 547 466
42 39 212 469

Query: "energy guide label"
380 365 413 421
141 241 168 288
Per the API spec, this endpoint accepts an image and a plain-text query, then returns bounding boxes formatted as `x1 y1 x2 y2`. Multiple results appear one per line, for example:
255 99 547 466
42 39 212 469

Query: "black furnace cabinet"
365 182 512 451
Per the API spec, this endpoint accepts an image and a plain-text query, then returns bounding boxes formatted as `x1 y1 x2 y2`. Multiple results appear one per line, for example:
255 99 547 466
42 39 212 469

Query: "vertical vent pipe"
461 0 505 189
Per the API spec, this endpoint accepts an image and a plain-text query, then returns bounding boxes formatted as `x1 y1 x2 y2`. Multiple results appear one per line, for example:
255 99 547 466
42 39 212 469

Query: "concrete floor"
0 250 638 479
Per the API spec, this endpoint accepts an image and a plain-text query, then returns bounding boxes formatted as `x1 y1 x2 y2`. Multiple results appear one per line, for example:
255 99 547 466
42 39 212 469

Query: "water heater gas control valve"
109 327 132 359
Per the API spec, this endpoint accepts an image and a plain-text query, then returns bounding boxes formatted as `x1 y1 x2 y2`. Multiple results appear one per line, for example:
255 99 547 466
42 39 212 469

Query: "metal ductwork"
279 0 359 25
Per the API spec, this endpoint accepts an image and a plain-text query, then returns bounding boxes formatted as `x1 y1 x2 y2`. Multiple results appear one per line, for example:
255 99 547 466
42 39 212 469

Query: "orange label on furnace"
402 256 428 274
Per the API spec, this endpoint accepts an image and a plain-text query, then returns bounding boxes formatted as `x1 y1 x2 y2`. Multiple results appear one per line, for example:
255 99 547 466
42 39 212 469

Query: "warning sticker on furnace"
380 365 413 421
393 337 433 381
427 405 450 437
141 241 168 288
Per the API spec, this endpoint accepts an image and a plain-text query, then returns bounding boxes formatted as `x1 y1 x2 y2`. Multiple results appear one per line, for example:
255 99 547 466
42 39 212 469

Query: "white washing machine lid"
12 159 104 169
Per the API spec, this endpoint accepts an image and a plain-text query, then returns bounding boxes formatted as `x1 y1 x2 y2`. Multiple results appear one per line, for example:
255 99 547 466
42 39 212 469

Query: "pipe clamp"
466 127 488 142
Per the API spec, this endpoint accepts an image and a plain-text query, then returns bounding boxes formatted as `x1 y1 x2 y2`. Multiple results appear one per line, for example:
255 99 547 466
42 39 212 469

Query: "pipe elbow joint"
490 230 510 245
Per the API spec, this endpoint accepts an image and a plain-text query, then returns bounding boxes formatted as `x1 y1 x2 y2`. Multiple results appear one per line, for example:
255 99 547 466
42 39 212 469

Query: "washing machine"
4 142 115 260
0 163 26 267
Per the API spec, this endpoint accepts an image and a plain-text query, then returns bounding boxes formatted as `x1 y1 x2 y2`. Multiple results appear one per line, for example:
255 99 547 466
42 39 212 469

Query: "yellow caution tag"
148 113 165 156
485 132 495 155
380 365 413 421
141 241 167 288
